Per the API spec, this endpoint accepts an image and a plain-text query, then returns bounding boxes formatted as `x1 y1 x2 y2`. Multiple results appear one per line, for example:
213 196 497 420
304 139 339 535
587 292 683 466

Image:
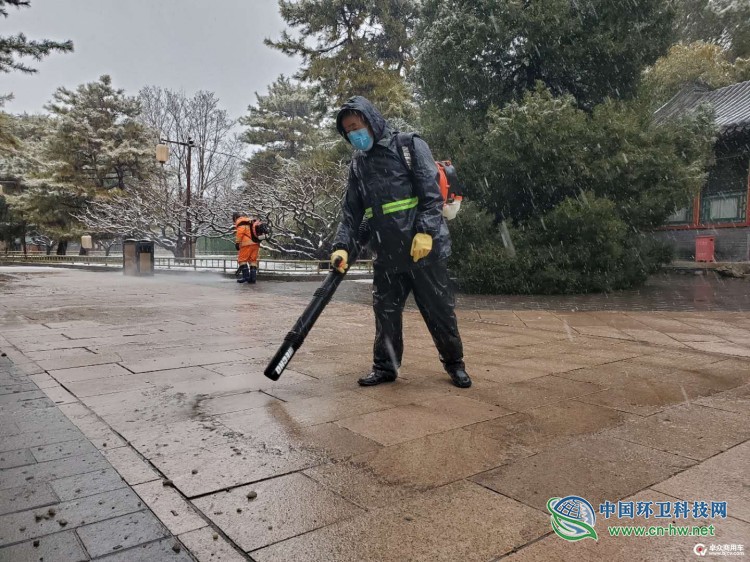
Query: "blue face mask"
348 128 374 151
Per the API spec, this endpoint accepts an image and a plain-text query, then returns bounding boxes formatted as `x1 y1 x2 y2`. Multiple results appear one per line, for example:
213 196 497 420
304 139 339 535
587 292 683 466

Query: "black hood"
336 96 388 144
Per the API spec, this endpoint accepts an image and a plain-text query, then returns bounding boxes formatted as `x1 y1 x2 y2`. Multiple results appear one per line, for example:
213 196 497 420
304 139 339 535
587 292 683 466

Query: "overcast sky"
0 0 302 120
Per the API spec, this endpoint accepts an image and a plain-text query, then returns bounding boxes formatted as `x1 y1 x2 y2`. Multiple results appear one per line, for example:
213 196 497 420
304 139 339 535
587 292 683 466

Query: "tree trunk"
175 238 185 259
21 222 27 256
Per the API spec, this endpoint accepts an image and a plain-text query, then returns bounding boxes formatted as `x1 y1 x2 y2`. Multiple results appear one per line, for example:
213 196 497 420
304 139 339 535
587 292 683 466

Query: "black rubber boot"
237 264 250 283
447 368 472 388
249 266 257 284
357 371 397 386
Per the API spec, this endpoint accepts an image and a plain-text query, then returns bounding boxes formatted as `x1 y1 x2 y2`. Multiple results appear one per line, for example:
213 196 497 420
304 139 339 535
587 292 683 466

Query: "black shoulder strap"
350 155 361 183
395 132 418 176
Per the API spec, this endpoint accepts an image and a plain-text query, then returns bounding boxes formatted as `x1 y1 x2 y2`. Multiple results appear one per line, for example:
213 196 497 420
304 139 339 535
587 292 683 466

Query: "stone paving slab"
0 425 85 454
30 438 101 463
149 437 320 498
0 355 198 561
25 347 100 361
0 530 88 562
76 510 169 558
469 399 638 453
259 390 389 427
0 395 53 414
0 451 110 491
193 472 363 552
178 526 247 562
307 427 535 509
0 448 36 470
471 435 696 512
0 388 46 404
251 480 550 562
695 382 750 414
2 268 750 561
48 364 133 384
80 388 203 434
0 483 58 516
56 404 128 450
652 441 750 524
0 487 144 547
101 446 161 486
49 468 129 502
573 373 713 416
0 382 37 395
36 354 124 372
132 480 207 536
336 395 510 445
603 404 750 461
42 383 80 405
0 420 20 439
196 390 282 416
124 419 232 458
94 538 194 561
121 351 248 374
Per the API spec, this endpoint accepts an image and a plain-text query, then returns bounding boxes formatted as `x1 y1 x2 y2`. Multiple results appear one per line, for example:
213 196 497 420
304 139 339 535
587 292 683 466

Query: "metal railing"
0 252 374 275
0 253 121 266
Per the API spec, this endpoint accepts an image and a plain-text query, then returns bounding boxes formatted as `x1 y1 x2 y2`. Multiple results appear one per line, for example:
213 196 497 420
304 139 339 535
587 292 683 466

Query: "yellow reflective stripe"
364 197 418 219
381 196 418 215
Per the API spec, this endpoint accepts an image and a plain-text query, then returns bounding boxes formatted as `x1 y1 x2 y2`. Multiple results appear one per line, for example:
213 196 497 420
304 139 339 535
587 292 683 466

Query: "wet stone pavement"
0 356 195 561
0 267 749 561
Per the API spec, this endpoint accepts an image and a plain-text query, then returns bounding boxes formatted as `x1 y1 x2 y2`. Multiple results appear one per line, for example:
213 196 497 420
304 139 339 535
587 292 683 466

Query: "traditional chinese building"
653 80 750 261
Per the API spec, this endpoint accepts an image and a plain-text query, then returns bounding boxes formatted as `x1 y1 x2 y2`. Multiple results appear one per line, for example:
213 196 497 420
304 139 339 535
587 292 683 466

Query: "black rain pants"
372 259 464 376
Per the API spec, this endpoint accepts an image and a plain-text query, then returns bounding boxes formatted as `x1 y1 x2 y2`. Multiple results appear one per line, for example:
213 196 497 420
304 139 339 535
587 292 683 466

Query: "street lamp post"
155 137 196 258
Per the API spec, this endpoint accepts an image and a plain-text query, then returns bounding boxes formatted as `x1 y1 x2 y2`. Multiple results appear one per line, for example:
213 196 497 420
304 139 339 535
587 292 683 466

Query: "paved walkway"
0 268 748 561
0 356 196 561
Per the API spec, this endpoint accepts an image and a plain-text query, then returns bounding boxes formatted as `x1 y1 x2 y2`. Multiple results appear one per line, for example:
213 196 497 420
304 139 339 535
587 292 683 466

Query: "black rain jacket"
332 96 451 272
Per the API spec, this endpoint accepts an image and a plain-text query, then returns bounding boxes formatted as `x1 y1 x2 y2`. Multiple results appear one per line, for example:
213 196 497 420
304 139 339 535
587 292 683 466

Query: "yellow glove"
330 249 349 273
410 233 433 262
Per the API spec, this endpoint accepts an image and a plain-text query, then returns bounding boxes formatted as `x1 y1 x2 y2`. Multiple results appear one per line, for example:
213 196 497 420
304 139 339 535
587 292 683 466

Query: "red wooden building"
654 80 750 261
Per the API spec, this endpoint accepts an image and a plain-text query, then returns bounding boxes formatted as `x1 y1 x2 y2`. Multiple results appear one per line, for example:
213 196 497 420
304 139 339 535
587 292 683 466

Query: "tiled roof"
653 80 750 134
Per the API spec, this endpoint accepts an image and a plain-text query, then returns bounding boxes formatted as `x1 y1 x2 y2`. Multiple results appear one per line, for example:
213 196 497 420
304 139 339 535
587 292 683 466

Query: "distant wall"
197 236 235 254
653 227 750 261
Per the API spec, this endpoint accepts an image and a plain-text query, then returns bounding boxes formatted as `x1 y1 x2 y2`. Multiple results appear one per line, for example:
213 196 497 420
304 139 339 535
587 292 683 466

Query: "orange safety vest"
235 216 260 265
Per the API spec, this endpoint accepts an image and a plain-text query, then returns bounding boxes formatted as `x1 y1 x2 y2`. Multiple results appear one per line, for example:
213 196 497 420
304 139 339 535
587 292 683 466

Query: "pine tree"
0 0 72 74
674 0 750 59
0 98 19 157
266 0 418 117
0 112 78 254
416 0 675 117
45 75 154 192
241 75 326 160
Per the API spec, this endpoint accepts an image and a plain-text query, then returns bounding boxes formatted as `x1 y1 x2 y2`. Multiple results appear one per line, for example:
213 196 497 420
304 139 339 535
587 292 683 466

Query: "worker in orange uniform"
233 212 263 284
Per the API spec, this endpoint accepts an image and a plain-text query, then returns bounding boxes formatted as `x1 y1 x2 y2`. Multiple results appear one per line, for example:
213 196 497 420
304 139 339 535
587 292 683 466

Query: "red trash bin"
695 236 715 262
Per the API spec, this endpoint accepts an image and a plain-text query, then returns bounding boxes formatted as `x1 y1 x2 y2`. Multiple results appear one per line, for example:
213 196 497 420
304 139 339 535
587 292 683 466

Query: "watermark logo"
548 495 736 547
695 544 745 557
547 496 598 542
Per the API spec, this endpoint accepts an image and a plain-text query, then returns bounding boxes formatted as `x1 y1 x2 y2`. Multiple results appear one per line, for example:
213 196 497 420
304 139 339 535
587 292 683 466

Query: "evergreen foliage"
0 0 72 74
642 42 750 107
266 0 418 119
674 0 750 59
45 75 154 192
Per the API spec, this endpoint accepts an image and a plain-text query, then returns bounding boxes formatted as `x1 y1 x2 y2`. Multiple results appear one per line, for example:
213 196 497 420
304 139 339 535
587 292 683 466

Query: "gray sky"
0 0 302 120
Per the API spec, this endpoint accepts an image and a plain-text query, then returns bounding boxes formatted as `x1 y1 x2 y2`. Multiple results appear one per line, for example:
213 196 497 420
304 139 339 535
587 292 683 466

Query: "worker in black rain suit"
330 96 471 388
